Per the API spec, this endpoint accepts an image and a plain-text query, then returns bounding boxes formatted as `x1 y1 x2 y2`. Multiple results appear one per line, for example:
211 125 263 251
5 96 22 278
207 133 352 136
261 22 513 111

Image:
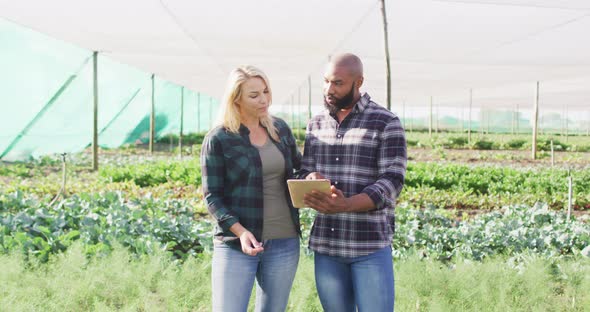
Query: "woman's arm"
201 134 239 230
201 133 263 255
229 223 263 256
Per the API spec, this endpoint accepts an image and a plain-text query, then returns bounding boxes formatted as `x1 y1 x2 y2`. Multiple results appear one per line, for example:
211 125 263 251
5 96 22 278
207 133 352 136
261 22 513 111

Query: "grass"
396 256 590 311
1 244 589 311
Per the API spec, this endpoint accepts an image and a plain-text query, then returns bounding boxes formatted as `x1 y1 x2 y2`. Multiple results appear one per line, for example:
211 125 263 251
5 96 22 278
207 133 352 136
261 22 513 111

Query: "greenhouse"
1 1 589 311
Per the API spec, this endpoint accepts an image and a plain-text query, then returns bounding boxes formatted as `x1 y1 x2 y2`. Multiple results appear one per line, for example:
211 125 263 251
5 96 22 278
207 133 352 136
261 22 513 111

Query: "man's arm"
303 186 375 213
305 116 407 213
360 116 407 210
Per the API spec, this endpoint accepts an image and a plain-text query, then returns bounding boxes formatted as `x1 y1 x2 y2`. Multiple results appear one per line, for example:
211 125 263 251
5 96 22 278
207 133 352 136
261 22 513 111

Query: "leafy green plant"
504 139 527 149
471 139 495 150
442 136 468 149
99 158 201 187
155 132 207 146
0 163 31 178
0 191 212 262
393 203 590 261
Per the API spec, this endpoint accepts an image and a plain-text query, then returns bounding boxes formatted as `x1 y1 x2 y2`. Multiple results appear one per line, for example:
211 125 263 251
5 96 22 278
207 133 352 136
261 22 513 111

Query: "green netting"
0 19 91 160
2 55 94 160
181 90 220 134
94 56 152 148
0 19 220 161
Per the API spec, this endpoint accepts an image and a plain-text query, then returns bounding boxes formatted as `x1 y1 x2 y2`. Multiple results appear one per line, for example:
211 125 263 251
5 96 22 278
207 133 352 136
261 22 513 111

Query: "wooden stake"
380 0 392 110
149 74 155 155
567 174 573 221
429 96 433 138
550 140 554 167
196 92 201 132
308 76 312 121
179 86 184 159
532 81 540 160
92 51 99 170
468 89 472 144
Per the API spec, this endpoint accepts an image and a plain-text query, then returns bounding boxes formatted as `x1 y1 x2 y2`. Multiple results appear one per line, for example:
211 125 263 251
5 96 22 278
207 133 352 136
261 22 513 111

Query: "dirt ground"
408 147 590 169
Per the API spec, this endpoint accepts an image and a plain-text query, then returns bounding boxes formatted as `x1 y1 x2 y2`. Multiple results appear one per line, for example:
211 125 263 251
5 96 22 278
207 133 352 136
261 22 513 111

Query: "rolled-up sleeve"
361 117 407 210
200 134 239 231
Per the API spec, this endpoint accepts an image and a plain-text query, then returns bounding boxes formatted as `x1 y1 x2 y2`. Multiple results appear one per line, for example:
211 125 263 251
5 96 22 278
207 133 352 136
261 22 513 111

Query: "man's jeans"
212 237 300 312
314 245 395 312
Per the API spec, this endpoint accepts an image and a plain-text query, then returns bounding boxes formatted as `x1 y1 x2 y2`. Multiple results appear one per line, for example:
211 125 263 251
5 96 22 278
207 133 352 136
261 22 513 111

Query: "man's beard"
324 83 355 115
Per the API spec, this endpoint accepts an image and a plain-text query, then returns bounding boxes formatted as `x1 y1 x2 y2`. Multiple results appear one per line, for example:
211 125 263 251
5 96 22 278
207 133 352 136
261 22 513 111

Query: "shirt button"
335 157 339 161
334 181 338 185
337 134 341 138
331 228 335 231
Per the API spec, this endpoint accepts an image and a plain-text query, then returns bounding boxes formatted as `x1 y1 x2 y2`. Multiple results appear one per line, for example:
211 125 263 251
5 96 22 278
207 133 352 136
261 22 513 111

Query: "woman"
201 65 306 312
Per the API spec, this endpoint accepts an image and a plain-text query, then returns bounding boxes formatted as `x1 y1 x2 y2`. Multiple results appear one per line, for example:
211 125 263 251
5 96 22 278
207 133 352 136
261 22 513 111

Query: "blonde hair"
219 65 279 141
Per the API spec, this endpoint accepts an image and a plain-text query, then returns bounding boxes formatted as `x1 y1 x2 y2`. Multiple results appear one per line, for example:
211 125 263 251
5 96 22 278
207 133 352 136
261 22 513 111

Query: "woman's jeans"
212 237 300 312
314 245 395 312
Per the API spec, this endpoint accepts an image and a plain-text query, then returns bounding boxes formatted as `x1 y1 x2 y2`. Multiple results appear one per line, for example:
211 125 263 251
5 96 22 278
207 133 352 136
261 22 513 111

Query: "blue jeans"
212 237 300 312
314 245 395 312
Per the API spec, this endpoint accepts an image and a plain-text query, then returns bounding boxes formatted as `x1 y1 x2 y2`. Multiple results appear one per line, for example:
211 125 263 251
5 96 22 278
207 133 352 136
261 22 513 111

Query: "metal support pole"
409 106 413 133
468 89 472 144
550 140 554 167
560 105 565 140
480 109 484 135
179 86 184 159
567 175 573 222
565 104 569 142
298 86 302 140
380 0 392 110
512 105 515 135
487 109 490 134
92 51 99 171
532 81 540 160
308 76 312 121
149 74 155 154
516 103 520 134
197 92 201 132
429 96 433 138
436 103 440 133
461 101 465 133
61 153 67 195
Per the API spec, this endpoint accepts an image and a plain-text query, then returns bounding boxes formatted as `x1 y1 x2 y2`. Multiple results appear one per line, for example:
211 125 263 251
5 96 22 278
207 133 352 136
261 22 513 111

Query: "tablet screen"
286 179 331 208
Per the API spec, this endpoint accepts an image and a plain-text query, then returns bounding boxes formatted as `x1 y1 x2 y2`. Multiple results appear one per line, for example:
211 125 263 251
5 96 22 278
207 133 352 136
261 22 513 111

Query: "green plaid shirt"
200 118 307 249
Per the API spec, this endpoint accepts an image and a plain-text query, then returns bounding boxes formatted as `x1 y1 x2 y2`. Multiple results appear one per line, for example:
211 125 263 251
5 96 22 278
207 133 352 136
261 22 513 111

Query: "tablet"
286 179 331 208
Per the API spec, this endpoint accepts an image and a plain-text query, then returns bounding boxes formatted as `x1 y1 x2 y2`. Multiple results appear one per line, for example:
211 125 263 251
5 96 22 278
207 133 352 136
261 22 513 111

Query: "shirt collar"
238 124 250 136
354 92 371 113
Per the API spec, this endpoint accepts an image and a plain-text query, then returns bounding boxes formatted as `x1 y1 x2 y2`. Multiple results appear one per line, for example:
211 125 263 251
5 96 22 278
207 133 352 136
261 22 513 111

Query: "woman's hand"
238 230 264 256
229 223 263 256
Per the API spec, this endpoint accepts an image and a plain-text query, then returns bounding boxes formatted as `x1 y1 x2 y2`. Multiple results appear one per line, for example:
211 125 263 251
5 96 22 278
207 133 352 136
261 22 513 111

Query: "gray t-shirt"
255 138 298 240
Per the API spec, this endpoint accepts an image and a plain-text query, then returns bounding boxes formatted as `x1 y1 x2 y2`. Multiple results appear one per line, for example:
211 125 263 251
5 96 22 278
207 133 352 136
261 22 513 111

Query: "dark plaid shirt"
302 93 407 257
201 118 307 250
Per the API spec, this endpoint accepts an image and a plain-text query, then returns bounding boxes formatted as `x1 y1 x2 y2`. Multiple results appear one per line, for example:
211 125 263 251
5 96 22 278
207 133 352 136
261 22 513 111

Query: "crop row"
1 191 588 263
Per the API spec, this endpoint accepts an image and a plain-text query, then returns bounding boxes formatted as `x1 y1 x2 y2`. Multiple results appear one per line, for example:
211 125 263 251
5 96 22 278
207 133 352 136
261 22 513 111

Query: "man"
302 53 407 312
